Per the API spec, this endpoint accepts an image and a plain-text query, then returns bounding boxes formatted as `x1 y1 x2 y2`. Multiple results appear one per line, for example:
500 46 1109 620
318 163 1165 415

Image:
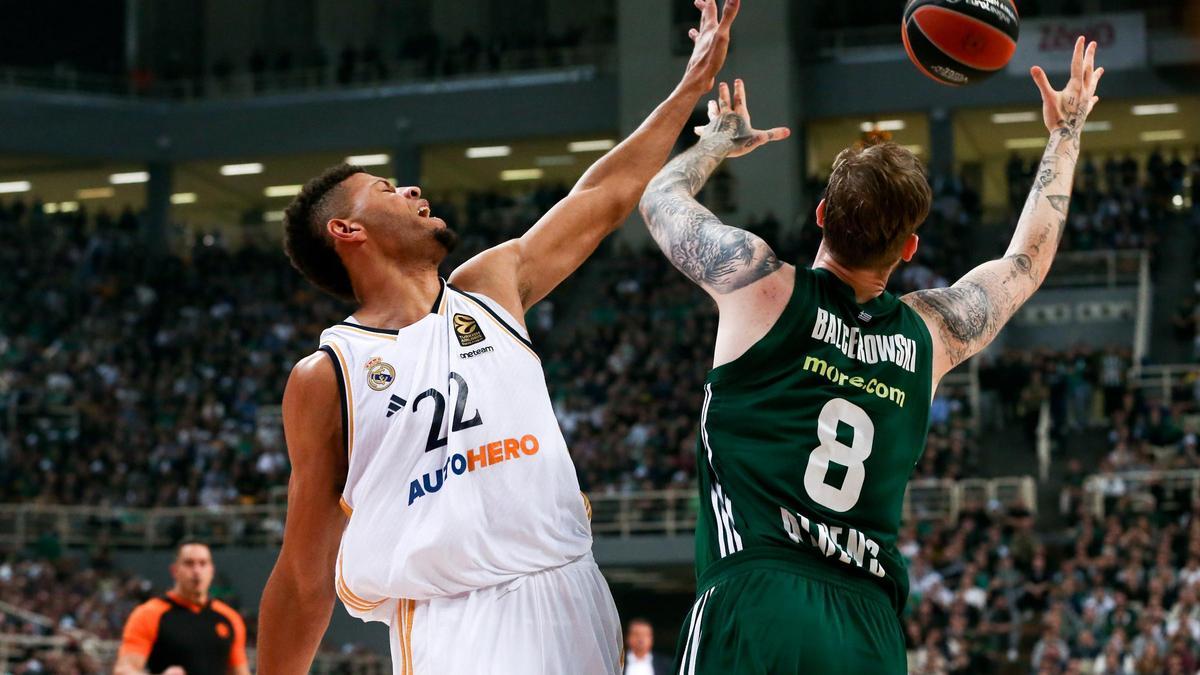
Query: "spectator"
624 618 672 675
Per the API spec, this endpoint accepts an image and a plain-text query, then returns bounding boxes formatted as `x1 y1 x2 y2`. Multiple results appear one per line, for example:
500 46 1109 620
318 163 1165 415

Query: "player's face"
172 544 215 596
343 173 457 262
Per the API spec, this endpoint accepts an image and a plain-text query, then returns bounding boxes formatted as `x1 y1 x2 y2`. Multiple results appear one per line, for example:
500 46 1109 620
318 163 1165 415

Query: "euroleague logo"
453 313 486 347
364 356 396 391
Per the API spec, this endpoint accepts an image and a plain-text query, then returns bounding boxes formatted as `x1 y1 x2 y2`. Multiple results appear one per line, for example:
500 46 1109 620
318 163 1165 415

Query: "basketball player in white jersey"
257 2 748 673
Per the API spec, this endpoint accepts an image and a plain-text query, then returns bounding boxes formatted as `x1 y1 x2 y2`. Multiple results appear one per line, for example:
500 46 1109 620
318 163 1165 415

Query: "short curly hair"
283 163 365 302
823 142 931 270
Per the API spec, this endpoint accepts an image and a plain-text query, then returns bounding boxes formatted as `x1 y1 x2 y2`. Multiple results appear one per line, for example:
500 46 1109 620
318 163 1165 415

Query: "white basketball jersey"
319 280 593 621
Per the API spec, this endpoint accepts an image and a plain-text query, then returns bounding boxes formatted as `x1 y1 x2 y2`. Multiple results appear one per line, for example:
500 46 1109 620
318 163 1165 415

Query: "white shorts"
386 552 622 675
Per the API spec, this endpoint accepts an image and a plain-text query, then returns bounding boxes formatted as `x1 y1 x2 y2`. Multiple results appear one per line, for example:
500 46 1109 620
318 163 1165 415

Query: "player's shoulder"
284 351 341 418
288 350 338 389
210 599 246 627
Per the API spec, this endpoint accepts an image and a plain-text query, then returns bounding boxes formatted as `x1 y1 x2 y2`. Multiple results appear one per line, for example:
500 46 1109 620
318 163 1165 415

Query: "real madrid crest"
364 356 396 391
453 313 486 347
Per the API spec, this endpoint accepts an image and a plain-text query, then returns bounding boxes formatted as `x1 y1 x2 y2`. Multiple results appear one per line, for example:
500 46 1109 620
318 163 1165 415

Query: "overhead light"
1084 121 1112 132
1174 195 1185 208
59 201 79 213
1004 138 1049 150
1132 103 1178 116
568 140 616 153
466 146 511 159
109 171 149 185
77 187 115 199
0 181 31 194
264 184 303 198
992 112 1039 124
901 145 924 156
346 153 390 166
220 162 264 176
1141 130 1185 142
43 202 59 214
264 210 286 222
501 169 544 182
535 155 576 167
170 192 198 205
859 120 906 132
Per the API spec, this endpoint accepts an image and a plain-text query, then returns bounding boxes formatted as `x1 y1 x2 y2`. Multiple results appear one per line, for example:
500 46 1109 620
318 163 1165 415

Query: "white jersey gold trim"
320 280 592 616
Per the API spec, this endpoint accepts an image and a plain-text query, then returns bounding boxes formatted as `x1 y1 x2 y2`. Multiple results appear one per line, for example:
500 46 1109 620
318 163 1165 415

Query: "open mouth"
417 206 431 218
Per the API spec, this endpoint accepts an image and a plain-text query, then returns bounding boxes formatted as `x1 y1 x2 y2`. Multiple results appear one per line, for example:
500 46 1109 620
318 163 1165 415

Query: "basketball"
902 0 1020 87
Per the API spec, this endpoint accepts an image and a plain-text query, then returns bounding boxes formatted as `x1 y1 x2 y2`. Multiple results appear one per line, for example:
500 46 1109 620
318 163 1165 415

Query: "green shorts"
672 548 907 675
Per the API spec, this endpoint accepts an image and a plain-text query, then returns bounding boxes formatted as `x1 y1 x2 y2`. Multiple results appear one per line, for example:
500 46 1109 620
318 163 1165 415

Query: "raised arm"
449 0 740 318
639 78 789 300
258 352 349 673
903 38 1104 382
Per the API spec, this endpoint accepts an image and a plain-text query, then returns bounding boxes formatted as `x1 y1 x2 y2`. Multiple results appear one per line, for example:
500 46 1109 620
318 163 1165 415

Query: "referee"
115 542 250 675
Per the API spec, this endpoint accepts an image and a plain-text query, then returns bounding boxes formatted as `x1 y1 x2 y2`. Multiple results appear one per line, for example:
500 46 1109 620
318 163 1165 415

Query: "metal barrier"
0 635 387 674
0 479 1035 551
1084 469 1200 518
1042 249 1146 289
1129 364 1200 404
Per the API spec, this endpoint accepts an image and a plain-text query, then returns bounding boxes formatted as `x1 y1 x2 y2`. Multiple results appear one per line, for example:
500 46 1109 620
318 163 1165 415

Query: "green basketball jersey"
694 266 933 614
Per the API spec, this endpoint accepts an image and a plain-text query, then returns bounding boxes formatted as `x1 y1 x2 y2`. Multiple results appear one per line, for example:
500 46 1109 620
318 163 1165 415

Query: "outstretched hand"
683 0 740 92
695 79 790 158
1030 37 1104 135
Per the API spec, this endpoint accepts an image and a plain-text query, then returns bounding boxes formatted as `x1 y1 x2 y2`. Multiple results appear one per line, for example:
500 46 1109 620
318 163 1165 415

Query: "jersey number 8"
803 398 874 513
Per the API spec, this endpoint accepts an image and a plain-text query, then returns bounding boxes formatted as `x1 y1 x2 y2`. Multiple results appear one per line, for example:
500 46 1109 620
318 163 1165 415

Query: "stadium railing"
1083 468 1200 518
0 477 1036 549
1129 364 1200 404
0 635 388 674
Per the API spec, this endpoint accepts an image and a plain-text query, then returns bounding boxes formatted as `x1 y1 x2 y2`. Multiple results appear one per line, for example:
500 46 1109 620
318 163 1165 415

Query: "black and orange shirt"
119 592 248 675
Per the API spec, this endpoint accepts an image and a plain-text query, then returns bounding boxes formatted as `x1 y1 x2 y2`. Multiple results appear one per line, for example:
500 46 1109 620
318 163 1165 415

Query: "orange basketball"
903 0 1020 87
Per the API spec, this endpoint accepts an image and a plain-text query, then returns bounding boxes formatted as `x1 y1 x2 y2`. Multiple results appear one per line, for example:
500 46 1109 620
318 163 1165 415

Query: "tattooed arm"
639 79 790 299
904 38 1104 381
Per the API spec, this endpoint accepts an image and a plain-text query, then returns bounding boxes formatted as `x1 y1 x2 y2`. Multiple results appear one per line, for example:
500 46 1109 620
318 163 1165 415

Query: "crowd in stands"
908 341 1200 674
1006 147 1200 254
202 23 611 97
0 175 983 508
1 145 1193 669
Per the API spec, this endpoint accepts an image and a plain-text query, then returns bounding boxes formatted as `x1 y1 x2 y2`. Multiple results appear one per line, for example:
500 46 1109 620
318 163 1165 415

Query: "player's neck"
812 247 887 304
351 261 443 330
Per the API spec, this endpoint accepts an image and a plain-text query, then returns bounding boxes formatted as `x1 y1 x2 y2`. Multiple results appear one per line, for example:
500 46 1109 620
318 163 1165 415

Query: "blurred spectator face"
171 543 214 599
626 620 653 658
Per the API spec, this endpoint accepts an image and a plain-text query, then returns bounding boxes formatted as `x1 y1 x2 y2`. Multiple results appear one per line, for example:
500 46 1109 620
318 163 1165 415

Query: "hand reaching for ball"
1031 37 1104 135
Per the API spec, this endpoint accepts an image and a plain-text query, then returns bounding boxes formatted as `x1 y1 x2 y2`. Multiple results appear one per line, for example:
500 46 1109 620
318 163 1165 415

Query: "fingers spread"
688 28 699 42
719 0 740 28
1071 36 1085 81
1030 66 1055 99
1091 66 1105 95
1084 40 1097 81
733 79 747 115
719 81 732 112
708 99 720 121
698 0 717 29
765 126 792 142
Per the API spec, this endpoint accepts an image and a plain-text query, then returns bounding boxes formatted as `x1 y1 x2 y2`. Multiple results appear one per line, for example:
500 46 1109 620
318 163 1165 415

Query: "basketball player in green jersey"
639 39 1103 674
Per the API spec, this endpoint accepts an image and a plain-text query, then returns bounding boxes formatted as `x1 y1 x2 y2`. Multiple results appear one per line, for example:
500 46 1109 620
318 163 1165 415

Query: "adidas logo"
386 395 407 418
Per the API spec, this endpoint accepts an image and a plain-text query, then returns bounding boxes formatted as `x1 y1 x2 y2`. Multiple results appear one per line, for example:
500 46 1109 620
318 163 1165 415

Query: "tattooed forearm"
639 122 781 295
905 124 1084 373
